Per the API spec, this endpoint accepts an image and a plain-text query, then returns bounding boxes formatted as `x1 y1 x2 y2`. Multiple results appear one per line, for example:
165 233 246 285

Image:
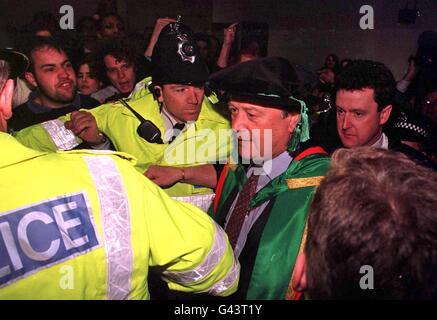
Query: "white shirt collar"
371 132 389 149
248 151 293 186
161 107 186 143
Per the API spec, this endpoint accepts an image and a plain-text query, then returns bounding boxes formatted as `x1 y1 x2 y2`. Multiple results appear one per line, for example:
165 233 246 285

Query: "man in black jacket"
333 59 435 168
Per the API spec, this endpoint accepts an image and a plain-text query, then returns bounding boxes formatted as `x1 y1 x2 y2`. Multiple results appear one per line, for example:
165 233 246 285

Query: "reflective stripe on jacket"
0 133 238 299
14 77 232 197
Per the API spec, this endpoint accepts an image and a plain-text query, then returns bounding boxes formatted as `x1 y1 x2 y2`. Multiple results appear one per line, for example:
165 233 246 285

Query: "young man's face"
26 47 76 107
104 55 136 94
157 84 204 123
336 88 392 148
229 101 300 161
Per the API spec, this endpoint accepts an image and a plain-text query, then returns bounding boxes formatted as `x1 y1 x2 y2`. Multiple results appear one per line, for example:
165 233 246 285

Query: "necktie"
169 122 185 143
225 173 259 249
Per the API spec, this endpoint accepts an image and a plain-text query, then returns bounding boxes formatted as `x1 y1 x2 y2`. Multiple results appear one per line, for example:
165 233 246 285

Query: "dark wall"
213 0 437 78
124 0 212 35
0 0 93 31
2 0 437 78
0 0 212 34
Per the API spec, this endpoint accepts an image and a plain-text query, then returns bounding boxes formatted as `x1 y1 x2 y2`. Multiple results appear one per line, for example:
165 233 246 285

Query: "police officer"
14 21 231 209
0 48 239 299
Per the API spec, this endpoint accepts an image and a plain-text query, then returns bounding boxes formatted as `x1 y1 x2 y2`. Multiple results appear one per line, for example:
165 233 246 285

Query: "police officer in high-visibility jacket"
13 21 232 207
0 49 239 299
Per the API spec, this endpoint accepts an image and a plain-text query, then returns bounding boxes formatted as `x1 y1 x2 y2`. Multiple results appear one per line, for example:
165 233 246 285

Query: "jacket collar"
119 86 228 126
27 91 81 114
0 133 47 169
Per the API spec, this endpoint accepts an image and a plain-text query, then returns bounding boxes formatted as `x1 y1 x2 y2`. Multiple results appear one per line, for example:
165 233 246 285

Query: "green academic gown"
210 146 330 299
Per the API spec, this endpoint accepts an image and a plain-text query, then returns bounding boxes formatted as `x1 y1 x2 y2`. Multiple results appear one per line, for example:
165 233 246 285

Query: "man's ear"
288 112 301 134
153 85 163 103
25 71 37 88
292 253 307 292
379 104 392 125
0 79 15 132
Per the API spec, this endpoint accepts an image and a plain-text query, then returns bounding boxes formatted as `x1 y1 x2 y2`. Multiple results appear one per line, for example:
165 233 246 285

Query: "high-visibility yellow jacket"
14 77 232 197
0 133 239 299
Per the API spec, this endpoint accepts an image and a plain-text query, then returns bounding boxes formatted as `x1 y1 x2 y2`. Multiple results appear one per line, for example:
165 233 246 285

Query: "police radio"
118 99 164 144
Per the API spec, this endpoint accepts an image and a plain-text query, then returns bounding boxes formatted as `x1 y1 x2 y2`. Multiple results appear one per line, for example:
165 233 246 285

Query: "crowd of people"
0 2 436 300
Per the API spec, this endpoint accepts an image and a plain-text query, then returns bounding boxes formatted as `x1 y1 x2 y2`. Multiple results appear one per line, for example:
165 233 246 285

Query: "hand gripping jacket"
13 77 232 197
0 133 239 299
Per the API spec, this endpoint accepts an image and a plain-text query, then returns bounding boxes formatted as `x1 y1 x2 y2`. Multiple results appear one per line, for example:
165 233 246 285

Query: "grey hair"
0 60 11 92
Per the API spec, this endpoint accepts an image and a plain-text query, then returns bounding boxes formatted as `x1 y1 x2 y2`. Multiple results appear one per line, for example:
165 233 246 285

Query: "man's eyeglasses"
118 99 164 144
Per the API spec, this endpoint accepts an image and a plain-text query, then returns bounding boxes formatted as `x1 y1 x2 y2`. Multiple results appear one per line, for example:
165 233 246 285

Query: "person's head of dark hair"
96 36 135 65
77 16 98 37
306 147 437 299
325 53 339 69
24 11 60 37
208 34 220 48
98 12 123 28
127 32 148 58
194 33 211 62
97 12 125 38
23 36 66 73
207 34 221 61
335 60 396 111
416 31 437 71
242 39 262 57
95 37 136 84
194 33 211 47
76 53 101 81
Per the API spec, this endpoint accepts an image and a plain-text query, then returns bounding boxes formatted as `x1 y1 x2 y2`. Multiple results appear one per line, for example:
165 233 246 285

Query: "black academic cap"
208 56 301 111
